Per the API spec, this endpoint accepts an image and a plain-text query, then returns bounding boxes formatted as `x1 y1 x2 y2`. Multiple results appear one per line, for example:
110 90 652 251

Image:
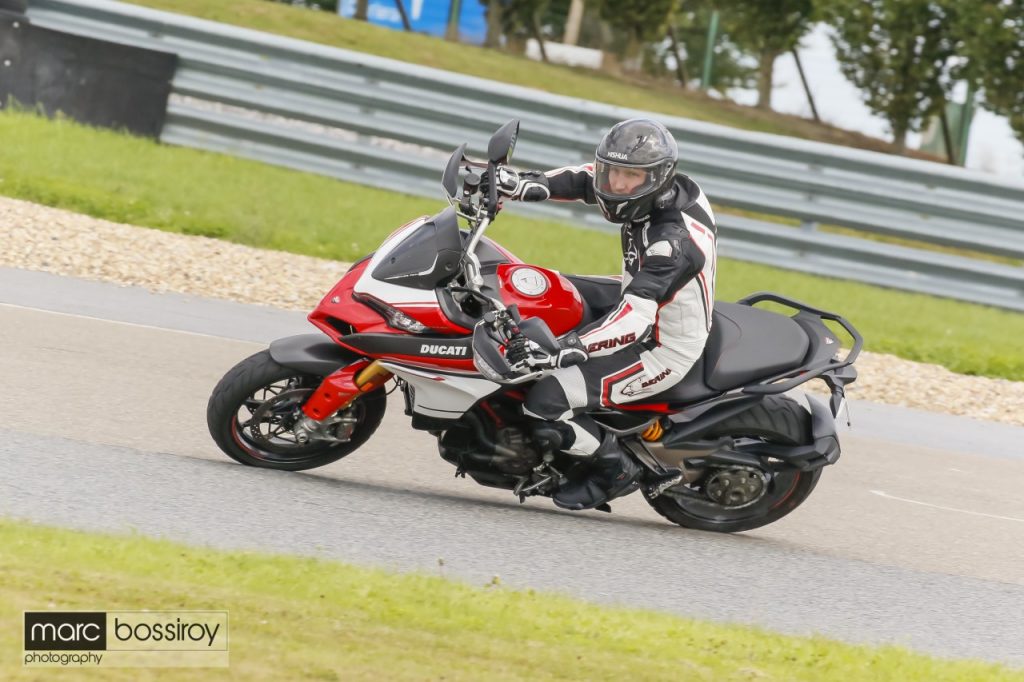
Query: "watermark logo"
23 611 229 668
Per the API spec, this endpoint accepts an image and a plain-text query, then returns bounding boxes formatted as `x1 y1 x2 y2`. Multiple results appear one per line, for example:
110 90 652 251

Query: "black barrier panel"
0 0 27 15
0 17 177 138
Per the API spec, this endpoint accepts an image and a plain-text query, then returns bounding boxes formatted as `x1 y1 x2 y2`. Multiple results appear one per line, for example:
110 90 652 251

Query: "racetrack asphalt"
1 267 1022 666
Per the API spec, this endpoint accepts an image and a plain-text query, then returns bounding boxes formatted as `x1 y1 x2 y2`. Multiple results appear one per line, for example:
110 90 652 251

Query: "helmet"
593 118 678 223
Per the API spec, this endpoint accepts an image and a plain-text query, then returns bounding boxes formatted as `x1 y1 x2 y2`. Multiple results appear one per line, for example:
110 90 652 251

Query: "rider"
491 118 718 511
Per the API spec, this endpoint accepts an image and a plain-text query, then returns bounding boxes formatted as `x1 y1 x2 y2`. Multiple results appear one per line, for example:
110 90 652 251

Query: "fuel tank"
493 264 584 336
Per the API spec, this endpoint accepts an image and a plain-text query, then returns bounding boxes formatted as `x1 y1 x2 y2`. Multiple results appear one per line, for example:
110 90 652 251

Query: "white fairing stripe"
379 362 499 418
354 218 450 306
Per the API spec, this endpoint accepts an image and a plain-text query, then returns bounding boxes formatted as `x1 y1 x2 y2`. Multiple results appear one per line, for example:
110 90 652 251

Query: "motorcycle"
207 120 861 533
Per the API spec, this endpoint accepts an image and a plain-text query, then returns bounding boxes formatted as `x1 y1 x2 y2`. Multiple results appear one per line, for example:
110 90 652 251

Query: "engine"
438 422 542 490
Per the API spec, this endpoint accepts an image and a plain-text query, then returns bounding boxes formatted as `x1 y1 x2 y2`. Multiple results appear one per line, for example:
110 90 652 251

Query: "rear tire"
648 396 822 533
207 350 386 471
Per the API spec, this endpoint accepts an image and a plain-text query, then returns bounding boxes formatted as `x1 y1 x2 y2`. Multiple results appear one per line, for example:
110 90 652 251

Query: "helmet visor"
594 159 672 200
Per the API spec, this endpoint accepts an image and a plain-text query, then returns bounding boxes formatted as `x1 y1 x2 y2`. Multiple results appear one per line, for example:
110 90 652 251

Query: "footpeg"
643 469 684 500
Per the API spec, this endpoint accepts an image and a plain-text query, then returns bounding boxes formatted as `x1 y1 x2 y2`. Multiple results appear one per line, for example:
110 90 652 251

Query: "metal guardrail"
23 0 1024 312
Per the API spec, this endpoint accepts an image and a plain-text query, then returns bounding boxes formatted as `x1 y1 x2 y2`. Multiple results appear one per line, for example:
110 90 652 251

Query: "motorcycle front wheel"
206 350 387 471
648 396 822 533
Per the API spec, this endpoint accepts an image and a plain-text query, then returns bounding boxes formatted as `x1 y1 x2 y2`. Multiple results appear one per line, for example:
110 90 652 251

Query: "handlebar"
443 148 513 314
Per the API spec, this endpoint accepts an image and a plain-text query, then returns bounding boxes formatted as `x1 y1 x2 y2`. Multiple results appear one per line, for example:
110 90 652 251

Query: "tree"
823 0 962 152
956 1 1024 144
488 0 551 58
720 0 814 110
483 0 504 47
596 0 674 70
669 2 757 91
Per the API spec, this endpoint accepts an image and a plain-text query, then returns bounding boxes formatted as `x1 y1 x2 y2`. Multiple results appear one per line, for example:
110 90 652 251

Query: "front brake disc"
247 388 313 444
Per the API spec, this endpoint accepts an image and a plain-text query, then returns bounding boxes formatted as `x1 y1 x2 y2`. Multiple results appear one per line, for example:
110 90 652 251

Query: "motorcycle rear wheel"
648 396 822 533
207 350 386 471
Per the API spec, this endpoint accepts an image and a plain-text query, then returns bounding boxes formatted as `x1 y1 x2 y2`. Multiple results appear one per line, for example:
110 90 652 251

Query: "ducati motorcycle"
207 120 861 533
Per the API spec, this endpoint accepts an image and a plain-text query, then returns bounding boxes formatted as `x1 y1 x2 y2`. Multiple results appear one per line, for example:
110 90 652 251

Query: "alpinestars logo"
587 333 636 353
624 233 639 268
420 344 468 357
621 368 672 396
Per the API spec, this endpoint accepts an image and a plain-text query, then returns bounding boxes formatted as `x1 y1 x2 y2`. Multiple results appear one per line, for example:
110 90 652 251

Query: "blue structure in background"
338 0 487 45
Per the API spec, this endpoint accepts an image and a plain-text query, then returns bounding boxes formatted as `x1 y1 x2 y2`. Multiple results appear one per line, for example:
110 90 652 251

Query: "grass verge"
0 109 1021 380
123 0 918 155
2 518 1020 681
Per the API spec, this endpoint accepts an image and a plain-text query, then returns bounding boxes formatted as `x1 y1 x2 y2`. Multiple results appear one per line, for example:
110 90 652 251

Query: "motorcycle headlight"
353 293 430 334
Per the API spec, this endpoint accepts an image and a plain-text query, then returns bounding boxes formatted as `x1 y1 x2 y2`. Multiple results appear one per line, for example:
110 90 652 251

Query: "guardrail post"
701 10 719 90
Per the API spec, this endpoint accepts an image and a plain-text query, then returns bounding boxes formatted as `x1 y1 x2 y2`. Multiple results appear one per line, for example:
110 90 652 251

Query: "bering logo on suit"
620 368 672 396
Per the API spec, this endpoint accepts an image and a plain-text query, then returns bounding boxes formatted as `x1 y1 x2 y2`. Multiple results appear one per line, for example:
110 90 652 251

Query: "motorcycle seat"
623 302 811 410
703 302 810 391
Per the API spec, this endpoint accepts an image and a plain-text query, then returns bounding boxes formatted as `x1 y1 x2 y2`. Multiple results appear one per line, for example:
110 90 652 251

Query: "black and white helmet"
593 118 678 223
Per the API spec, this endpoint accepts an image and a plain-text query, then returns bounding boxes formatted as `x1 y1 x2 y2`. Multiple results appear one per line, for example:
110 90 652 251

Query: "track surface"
2 268 1022 665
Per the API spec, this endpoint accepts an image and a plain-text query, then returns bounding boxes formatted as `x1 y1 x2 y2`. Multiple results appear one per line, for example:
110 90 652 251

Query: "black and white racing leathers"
520 164 718 456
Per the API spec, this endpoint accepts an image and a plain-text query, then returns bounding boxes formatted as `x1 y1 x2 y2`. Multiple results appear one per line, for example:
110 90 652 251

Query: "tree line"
270 0 1024 154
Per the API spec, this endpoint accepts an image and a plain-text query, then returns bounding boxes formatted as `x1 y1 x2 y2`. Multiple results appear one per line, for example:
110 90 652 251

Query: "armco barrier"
23 0 1024 311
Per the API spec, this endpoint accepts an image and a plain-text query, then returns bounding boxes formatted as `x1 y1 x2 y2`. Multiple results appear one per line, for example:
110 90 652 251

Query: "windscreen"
371 207 464 290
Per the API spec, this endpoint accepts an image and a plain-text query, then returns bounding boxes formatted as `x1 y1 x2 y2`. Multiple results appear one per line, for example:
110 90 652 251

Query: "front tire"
648 396 822 533
207 350 386 471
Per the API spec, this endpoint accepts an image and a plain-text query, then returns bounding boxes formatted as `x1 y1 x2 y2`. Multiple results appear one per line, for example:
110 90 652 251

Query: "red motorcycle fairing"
301 359 374 420
309 258 391 338
308 223 585 371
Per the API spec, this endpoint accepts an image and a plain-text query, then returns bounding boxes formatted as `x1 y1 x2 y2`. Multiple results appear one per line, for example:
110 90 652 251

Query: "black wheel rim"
663 466 802 523
662 435 806 524
229 375 365 465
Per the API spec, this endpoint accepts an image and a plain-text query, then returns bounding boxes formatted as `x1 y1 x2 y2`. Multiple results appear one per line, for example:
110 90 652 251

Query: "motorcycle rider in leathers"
490 118 718 511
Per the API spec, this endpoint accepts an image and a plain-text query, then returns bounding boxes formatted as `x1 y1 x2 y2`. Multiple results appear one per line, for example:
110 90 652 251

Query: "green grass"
1 109 1022 380
124 0 920 156
2 518 1019 681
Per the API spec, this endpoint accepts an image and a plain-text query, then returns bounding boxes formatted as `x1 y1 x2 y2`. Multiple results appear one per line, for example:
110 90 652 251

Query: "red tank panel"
496 264 584 336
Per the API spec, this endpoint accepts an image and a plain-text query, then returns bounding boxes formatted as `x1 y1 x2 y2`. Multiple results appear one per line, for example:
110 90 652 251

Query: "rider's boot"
552 433 642 511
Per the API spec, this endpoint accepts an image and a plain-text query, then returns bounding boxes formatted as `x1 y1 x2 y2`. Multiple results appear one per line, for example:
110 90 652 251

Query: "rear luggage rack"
735 292 862 413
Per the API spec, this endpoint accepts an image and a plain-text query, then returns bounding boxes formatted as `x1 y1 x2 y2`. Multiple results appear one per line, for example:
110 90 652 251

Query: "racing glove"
482 167 551 202
506 331 588 371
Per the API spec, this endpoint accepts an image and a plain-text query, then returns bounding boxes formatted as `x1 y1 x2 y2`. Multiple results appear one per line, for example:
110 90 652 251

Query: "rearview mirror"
487 120 520 165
